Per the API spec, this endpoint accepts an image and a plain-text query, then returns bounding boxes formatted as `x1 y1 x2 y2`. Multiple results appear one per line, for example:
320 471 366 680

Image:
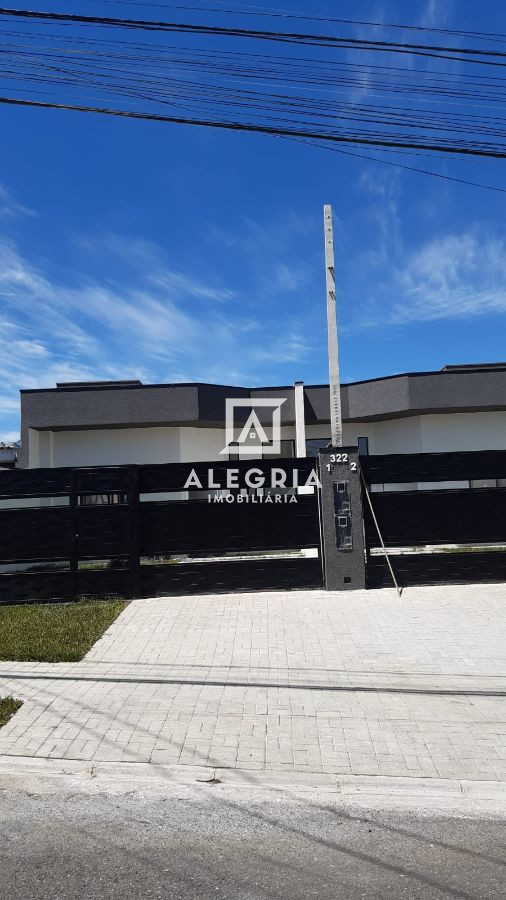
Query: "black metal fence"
0 458 323 603
361 449 506 587
2 448 506 601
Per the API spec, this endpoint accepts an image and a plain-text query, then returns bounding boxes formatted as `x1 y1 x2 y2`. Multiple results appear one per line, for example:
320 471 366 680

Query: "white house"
18 362 506 474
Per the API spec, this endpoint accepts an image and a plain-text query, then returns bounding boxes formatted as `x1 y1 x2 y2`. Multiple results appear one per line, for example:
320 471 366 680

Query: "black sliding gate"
0 458 323 603
361 449 506 588
3 448 506 602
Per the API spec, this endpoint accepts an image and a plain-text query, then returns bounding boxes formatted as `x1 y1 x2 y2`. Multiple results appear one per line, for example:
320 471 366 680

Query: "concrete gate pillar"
318 446 366 591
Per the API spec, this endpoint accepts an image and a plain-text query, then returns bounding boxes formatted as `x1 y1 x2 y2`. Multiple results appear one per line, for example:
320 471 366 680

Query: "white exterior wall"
419 412 506 452
366 418 423 455
27 429 39 467
178 427 226 462
44 427 181 468
346 412 506 454
28 428 54 468
27 410 506 468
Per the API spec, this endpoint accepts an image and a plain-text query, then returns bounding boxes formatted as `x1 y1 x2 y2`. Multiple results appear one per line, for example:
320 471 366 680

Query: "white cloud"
0 395 20 414
0 228 313 437
359 167 400 199
0 430 20 443
253 332 312 364
149 270 235 302
418 0 452 28
208 212 315 293
390 232 506 323
0 184 37 220
349 225 506 329
275 263 311 292
76 232 236 302
12 340 48 358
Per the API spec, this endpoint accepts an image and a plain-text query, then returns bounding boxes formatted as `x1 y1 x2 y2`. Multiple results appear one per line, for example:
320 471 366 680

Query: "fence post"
318 446 366 591
129 465 142 599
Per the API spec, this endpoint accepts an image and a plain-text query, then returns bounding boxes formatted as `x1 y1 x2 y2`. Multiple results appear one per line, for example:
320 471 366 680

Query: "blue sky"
1 0 506 441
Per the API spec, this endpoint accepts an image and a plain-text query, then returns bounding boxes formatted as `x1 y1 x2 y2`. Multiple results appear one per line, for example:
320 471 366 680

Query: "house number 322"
326 453 358 472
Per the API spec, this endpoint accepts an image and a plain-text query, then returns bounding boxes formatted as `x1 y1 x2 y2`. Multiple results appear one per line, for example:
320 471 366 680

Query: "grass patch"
0 696 22 727
0 599 128 663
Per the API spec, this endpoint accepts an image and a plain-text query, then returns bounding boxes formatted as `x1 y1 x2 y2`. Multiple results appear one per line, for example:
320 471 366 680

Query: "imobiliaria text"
183 467 321 504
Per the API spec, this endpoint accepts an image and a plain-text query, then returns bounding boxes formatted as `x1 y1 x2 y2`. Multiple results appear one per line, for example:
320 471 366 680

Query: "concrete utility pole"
323 204 343 447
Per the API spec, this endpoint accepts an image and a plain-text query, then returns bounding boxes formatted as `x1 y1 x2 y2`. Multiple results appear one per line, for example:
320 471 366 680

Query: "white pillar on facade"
294 381 306 458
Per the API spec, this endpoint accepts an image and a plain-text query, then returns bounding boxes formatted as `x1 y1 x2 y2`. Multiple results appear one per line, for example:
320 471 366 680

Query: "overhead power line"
288 138 506 193
3 6 506 68
0 6 505 190
79 0 506 45
3 94 506 158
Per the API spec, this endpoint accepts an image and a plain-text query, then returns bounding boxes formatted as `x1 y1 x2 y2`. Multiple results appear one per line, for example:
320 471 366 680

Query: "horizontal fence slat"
0 467 72 498
0 458 317 496
76 506 131 558
0 568 135 603
0 459 323 601
0 508 73 561
361 449 506 484
141 557 322 596
74 468 132 493
365 489 506 546
77 567 134 598
140 496 320 555
0 465 131 499
367 551 506 588
0 571 72 604
139 458 317 493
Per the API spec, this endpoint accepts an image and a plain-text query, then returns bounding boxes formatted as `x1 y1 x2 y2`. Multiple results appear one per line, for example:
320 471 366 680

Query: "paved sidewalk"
0 584 505 781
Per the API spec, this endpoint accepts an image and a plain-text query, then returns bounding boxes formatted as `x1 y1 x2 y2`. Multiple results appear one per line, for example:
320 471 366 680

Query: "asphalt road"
1 784 504 900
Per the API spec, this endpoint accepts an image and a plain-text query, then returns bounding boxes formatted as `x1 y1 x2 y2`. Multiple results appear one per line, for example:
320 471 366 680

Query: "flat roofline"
21 380 249 394
20 367 486 395
55 379 142 389
442 362 506 371
23 401 506 436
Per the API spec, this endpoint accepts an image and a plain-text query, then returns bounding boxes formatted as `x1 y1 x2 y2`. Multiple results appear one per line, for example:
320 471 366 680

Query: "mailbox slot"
333 481 353 551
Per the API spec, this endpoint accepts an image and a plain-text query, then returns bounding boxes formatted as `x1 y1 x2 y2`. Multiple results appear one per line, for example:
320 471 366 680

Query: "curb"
1 755 505 805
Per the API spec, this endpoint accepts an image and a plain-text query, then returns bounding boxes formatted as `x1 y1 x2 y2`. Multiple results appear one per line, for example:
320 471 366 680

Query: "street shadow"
1 668 504 899
2 670 505 696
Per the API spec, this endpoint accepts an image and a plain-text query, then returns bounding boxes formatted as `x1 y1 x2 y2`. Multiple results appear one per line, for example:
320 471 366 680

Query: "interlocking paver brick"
0 583 505 780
